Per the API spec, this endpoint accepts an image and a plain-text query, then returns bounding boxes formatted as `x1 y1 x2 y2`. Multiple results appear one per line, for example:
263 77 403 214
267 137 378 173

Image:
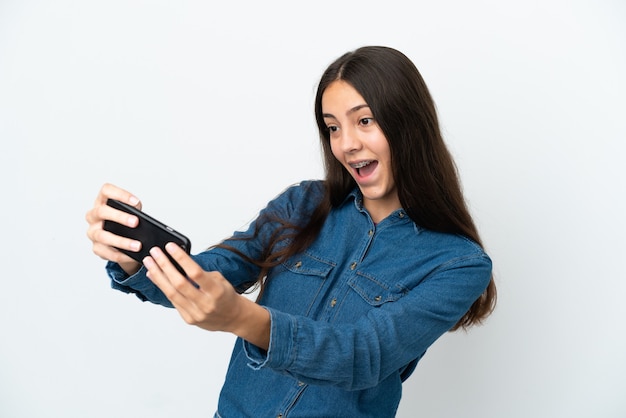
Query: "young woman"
86 46 496 418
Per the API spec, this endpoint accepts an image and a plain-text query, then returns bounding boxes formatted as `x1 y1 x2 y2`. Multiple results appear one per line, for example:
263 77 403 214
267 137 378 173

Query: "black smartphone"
103 198 192 276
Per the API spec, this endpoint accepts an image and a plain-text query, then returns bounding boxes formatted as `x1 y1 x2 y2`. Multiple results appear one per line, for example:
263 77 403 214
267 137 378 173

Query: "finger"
144 254 225 330
86 207 141 249
164 242 200 273
143 254 184 303
164 244 234 317
91 240 138 264
97 183 142 210
142 255 189 310
164 242 207 289
86 183 143 273
85 184 142 227
143 254 202 317
93 203 140 229
148 247 200 297
143 254 170 289
88 224 142 254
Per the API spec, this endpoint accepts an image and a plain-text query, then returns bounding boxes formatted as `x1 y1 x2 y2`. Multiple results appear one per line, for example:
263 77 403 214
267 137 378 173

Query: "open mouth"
350 160 378 177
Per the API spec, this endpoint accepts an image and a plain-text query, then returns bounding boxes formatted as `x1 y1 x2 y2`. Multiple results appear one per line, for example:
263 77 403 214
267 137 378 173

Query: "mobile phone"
103 198 192 276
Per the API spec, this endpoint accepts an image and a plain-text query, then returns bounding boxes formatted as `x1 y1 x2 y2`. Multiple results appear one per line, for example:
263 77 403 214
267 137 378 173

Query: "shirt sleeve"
191 180 324 291
105 180 324 303
106 261 174 307
242 252 492 391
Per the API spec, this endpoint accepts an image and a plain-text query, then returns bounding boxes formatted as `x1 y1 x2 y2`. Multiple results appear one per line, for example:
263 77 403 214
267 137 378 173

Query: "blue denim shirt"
107 180 492 418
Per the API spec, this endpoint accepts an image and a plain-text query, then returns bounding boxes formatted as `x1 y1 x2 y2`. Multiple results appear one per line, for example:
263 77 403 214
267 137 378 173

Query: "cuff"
106 261 149 302
243 307 297 371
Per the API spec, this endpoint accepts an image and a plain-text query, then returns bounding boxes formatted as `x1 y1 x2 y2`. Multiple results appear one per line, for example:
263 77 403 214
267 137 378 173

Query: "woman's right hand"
85 183 144 276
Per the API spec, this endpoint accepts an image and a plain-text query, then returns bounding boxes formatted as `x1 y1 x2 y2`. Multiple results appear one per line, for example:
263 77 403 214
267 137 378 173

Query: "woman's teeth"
351 160 372 169
351 160 374 176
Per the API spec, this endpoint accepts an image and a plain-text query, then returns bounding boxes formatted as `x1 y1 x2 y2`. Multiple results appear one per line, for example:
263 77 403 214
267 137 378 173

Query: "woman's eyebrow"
323 104 370 119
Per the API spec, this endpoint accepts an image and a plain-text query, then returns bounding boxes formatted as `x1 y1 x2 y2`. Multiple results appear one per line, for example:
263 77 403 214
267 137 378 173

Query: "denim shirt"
107 180 492 418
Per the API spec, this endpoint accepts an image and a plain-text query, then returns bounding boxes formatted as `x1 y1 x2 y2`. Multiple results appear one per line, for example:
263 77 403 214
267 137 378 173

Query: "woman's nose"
339 128 362 153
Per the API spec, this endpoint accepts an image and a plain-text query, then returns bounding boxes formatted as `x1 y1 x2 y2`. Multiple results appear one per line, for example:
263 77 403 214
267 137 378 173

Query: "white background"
1 1 625 417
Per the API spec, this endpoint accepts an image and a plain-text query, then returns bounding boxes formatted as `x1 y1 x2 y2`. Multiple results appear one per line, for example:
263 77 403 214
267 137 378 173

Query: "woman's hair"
220 46 496 330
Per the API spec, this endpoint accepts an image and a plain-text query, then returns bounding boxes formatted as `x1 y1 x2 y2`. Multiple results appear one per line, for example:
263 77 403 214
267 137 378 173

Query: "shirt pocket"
347 272 407 307
263 253 335 316
282 253 335 277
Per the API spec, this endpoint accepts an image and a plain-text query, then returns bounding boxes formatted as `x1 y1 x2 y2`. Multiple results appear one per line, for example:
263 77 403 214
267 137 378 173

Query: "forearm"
119 260 141 276
242 260 491 390
230 297 271 351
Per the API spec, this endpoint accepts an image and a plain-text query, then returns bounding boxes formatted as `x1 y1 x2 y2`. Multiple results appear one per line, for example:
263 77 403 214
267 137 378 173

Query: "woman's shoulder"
285 179 325 194
264 179 326 221
274 179 326 203
415 228 492 269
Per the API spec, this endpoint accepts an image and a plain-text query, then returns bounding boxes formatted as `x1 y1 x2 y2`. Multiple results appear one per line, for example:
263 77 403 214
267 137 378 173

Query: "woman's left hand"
143 243 270 349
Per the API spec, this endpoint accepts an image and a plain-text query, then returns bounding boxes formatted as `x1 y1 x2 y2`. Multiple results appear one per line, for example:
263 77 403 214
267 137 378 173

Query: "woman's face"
322 80 401 222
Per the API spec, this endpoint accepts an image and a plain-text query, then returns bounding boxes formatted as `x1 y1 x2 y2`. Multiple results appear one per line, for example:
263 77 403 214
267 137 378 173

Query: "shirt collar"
343 187 416 229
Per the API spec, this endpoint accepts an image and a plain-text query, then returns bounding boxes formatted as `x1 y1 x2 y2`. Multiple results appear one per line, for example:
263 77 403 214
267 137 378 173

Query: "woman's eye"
327 125 339 133
359 117 374 126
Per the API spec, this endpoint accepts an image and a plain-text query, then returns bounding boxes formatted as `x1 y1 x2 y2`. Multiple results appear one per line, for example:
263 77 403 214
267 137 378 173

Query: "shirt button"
368 229 373 236
298 381 305 386
374 295 382 302
294 261 302 268
350 262 357 270
399 212 405 218
330 298 337 307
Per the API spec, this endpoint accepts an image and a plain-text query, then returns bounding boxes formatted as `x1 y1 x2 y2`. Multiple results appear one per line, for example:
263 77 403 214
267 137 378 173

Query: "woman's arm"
99 181 324 306
243 254 493 390
143 243 271 349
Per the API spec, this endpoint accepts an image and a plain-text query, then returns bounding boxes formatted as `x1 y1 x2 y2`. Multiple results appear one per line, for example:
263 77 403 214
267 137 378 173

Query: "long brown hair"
220 46 496 330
